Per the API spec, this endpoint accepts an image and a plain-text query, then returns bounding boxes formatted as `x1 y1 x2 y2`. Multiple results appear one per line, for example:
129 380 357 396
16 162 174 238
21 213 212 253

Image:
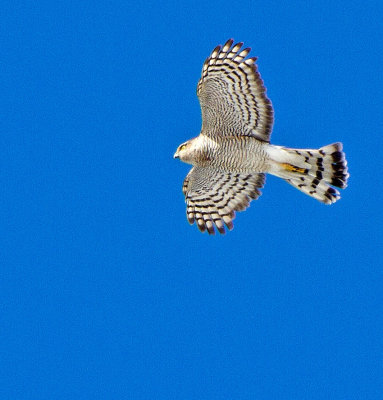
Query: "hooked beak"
173 152 179 159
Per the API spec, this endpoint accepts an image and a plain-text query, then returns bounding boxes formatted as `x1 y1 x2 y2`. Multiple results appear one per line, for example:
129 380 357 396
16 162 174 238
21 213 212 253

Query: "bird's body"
174 39 349 234
182 135 269 172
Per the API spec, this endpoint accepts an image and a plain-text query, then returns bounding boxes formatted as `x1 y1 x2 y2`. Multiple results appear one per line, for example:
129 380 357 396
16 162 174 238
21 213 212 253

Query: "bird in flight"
174 39 349 235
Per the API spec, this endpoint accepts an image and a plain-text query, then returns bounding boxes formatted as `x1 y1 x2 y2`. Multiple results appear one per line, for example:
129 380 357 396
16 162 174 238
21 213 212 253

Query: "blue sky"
1 0 383 398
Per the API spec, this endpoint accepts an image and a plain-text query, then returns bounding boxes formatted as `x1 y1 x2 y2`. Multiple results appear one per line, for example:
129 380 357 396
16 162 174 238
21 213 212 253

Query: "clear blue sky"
2 1 383 398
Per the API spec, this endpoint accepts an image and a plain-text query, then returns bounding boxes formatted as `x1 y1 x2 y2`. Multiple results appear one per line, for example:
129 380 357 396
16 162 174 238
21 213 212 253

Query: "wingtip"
224 38 234 47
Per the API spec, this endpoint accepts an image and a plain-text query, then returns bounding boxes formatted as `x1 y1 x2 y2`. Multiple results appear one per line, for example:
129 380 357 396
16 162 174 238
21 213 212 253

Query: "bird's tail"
267 142 349 204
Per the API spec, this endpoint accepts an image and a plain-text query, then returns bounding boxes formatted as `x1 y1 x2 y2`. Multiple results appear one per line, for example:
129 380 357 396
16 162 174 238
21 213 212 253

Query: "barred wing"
197 39 274 142
182 167 265 234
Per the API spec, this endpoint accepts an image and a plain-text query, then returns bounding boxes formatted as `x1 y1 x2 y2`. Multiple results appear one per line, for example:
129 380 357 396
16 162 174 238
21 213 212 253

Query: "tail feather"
269 142 349 204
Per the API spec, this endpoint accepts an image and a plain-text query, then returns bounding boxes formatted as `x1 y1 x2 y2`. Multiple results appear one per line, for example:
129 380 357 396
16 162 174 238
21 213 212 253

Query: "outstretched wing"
182 166 265 234
197 39 274 142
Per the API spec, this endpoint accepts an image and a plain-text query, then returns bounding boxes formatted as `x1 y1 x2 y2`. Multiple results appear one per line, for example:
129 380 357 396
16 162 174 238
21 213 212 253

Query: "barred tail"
268 142 349 204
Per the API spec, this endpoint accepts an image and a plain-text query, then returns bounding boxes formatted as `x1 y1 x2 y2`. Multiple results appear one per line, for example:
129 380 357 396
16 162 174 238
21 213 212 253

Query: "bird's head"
174 140 193 164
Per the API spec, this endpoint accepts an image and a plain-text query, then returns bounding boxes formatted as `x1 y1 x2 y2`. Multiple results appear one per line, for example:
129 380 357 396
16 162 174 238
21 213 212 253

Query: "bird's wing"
182 166 265 234
197 39 273 142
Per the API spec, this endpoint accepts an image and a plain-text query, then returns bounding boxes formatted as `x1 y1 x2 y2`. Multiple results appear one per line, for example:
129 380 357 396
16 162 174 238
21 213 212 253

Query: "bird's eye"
180 144 187 151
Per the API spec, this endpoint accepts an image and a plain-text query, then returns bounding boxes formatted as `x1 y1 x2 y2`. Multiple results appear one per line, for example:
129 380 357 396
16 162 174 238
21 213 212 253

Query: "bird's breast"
202 137 269 172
